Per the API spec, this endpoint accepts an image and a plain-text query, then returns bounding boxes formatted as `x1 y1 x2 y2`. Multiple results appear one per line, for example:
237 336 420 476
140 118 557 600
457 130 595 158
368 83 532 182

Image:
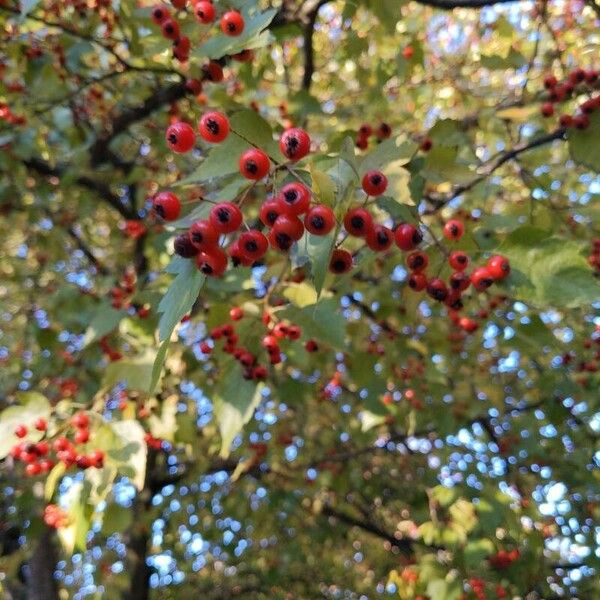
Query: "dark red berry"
449 271 470 292
394 223 422 251
161 18 180 40
153 191 181 221
276 182 311 215
238 229 268 260
376 122 391 140
449 250 469 271
151 5 170 24
329 249 353 274
361 170 388 196
408 273 427 291
209 202 243 234
195 0 215 23
426 278 449 302
471 267 494 292
443 219 464 241
259 200 282 227
541 102 554 118
166 122 195 153
15 425 27 438
203 61 224 82
279 128 310 162
198 111 229 143
366 225 393 251
220 10 244 36
189 219 220 249
239 148 270 180
304 205 335 235
174 233 199 258
196 247 228 277
487 255 510 280
343 207 373 237
406 251 428 273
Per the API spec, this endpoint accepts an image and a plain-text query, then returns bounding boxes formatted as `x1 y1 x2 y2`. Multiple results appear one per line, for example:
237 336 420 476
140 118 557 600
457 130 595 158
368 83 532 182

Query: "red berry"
171 0 186 9
543 74 557 89
196 247 228 277
14 425 27 438
406 251 428 272
487 255 510 280
166 122 195 153
329 249 353 274
89 450 105 468
232 49 254 63
255 199 281 228
34 418 47 432
376 122 392 140
366 225 393 252
161 18 180 40
361 170 388 196
343 207 373 237
443 219 464 241
185 78 202 95
203 61 224 82
198 111 229 143
72 412 90 429
279 128 310 162
270 215 305 250
408 273 427 291
220 10 244 36
420 137 433 152
239 148 270 180
304 205 336 235
74 429 90 444
151 5 170 24
230 307 244 321
173 35 190 56
358 124 373 137
426 278 449 302
459 317 478 333
209 202 243 234
153 191 181 221
194 0 215 23
449 250 469 271
26 463 42 477
276 182 311 215
238 229 269 260
541 102 554 117
189 219 220 249
355 136 368 150
305 339 319 352
471 267 494 292
449 271 471 292
573 114 590 130
394 223 422 251
174 233 199 258
569 67 586 84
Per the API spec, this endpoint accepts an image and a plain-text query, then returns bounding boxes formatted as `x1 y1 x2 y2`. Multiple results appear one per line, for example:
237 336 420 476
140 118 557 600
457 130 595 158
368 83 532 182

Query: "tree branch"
415 0 522 8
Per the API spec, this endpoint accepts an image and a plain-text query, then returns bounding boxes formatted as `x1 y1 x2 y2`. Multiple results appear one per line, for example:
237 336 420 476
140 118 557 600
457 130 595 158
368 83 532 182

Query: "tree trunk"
26 527 58 600
128 529 151 600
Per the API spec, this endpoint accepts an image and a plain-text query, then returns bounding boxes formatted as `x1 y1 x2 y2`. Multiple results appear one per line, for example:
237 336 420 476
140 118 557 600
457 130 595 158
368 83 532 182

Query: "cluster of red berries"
488 548 520 570
355 122 392 149
198 307 317 379
99 335 123 362
541 67 599 129
10 412 104 476
108 269 150 319
0 102 26 127
151 1 245 63
43 504 70 529
464 578 507 600
144 433 165 450
588 238 600 276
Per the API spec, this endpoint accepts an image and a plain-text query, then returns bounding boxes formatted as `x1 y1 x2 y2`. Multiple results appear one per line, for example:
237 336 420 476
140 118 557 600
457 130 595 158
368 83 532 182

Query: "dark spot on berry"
200 263 213 275
311 216 325 230
370 174 382 185
154 204 165 218
168 133 178 144
244 240 258 252
283 190 298 203
377 231 390 245
206 118 219 134
331 260 346 272
216 208 231 223
275 233 292 250
412 230 423 245
244 160 258 174
350 216 364 230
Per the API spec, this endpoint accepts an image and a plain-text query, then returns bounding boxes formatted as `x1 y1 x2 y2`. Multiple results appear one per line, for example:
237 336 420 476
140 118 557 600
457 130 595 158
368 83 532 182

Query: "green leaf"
499 227 600 307
422 147 474 184
45 462 66 501
277 299 346 349
310 167 336 205
148 395 178 442
157 257 205 342
20 0 40 15
149 339 170 396
376 196 416 221
283 282 318 308
109 420 147 490
0 392 51 459
82 303 124 347
427 578 462 600
57 482 92 554
303 231 336 296
569 110 600 171
214 366 264 458
359 137 417 173
103 350 159 393
102 503 133 533
194 8 277 59
428 119 469 147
